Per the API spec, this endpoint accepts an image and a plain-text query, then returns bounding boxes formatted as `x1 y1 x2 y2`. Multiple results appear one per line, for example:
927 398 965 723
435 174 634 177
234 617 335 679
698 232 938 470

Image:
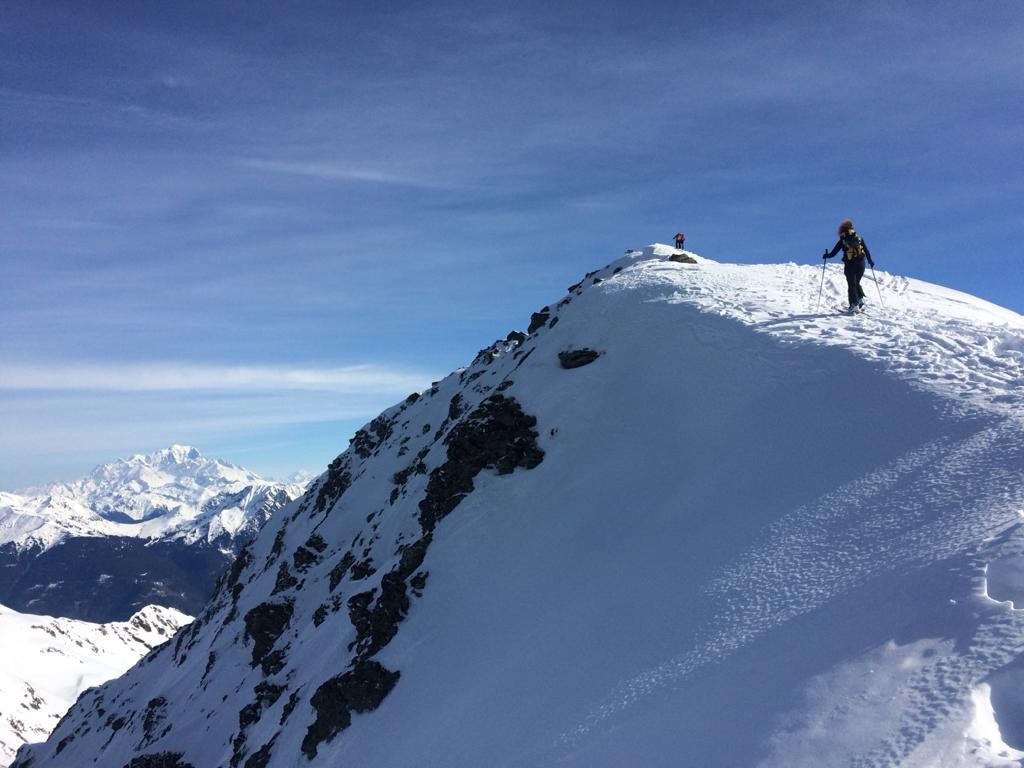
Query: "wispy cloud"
1 362 436 394
238 158 437 188
0 87 206 131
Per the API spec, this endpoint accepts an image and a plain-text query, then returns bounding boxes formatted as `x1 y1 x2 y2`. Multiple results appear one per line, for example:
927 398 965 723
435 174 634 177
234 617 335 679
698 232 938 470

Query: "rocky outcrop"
123 753 194 768
559 349 601 369
419 395 544 533
528 308 551 334
242 601 294 671
301 661 400 759
669 252 697 264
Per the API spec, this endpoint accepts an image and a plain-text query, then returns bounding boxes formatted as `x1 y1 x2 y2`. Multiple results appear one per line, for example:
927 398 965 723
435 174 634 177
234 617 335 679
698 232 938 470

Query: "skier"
823 219 875 312
674 232 686 250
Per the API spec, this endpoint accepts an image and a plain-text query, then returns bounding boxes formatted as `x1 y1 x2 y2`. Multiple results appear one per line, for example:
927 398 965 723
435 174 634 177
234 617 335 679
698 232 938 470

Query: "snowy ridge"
15 250 1024 768
635 245 1024 418
0 446 306 552
0 603 191 767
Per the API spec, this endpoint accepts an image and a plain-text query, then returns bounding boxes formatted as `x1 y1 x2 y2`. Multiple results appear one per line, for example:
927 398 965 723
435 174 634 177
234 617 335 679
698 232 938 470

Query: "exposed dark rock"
410 571 428 596
268 530 286 562
239 683 284 730
315 456 352 513
528 308 551 334
496 379 514 392
506 330 527 345
291 544 320 572
346 591 375 651
513 347 535 369
404 392 420 405
558 349 600 369
448 393 465 421
418 395 544 533
472 342 500 366
140 697 168 747
329 552 356 591
548 316 560 329
123 754 194 768
312 604 329 626
350 415 395 459
271 562 299 595
259 648 287 677
397 535 431 578
304 534 327 553
301 661 400 759
242 735 277 768
347 539 434 659
669 252 697 264
201 652 217 685
242 601 294 669
280 691 301 725
392 462 417 487
350 558 376 581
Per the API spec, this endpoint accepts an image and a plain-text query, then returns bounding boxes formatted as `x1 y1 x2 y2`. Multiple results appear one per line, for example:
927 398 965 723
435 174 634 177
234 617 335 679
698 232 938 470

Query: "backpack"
842 231 866 262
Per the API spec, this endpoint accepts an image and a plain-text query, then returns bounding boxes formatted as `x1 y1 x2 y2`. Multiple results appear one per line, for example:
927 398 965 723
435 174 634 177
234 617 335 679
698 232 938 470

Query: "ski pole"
870 266 883 306
816 255 827 311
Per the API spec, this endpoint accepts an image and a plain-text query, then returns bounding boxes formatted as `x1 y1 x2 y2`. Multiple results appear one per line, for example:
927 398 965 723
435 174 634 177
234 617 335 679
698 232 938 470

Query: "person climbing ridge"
674 232 686 251
823 219 875 312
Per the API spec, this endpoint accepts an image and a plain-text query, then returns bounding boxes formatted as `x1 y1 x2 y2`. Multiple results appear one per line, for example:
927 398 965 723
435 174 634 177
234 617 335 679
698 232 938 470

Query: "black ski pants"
844 259 866 307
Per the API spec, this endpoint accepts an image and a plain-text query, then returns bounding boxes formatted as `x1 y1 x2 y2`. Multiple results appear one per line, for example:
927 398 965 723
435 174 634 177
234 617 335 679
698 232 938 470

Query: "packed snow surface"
16 249 1024 768
0 446 306 551
0 603 190 767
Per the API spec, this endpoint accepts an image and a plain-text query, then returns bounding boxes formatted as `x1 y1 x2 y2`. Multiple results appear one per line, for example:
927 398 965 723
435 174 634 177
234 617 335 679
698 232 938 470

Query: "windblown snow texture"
16 247 1024 768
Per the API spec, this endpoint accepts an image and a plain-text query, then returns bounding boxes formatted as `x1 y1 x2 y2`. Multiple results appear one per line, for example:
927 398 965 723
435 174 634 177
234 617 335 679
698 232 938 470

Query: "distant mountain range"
0 602 190 767
0 446 307 622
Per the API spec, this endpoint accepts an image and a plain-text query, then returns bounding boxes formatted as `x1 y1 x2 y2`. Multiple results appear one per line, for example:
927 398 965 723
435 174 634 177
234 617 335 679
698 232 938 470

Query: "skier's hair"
838 219 854 235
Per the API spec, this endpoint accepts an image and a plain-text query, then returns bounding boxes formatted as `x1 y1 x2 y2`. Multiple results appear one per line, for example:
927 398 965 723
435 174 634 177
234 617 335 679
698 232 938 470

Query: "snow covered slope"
0 445 305 552
0 603 190 767
16 248 1024 768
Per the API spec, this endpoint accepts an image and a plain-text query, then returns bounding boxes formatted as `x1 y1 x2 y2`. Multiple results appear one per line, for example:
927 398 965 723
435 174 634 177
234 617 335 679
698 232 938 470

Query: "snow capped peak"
88 444 251 487
149 444 203 465
0 447 303 552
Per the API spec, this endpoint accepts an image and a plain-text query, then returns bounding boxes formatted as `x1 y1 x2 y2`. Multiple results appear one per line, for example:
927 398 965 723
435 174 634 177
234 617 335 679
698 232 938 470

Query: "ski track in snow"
650 260 1024 423
561 419 1024 761
560 255 1024 761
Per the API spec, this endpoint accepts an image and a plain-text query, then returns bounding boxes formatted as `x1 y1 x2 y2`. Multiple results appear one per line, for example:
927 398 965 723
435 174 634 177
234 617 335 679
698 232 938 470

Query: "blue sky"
3 0 1022 488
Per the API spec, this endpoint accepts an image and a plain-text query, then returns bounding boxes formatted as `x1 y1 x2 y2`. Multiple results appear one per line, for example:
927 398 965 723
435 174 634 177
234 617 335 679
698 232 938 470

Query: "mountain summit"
16 248 1024 767
1 445 299 549
0 447 305 621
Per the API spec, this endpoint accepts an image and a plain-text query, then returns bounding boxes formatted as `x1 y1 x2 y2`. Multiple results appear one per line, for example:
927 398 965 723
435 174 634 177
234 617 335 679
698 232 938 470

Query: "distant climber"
674 232 686 251
823 219 875 311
